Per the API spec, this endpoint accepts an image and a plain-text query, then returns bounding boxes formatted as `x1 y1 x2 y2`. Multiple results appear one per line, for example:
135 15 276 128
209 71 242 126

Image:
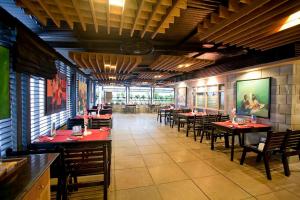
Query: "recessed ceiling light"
109 0 125 7
154 75 162 78
104 64 111 68
177 63 191 69
109 76 116 80
202 44 214 48
279 11 300 31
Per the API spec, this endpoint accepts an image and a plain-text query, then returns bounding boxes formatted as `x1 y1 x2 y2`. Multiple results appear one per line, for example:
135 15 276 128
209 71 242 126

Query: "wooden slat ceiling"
69 52 142 81
150 55 213 72
16 0 187 38
137 71 176 80
196 0 300 50
156 0 222 41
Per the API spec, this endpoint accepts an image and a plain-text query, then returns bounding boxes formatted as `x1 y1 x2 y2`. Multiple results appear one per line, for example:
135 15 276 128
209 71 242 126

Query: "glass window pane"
153 88 174 105
103 86 126 104
129 87 151 105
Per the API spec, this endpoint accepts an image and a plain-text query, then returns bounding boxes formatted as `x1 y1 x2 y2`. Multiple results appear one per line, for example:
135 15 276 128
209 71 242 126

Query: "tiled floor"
108 113 300 200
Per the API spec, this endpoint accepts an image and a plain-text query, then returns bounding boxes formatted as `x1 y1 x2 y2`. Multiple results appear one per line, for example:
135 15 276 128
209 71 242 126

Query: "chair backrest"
285 130 300 150
100 109 112 115
90 118 111 129
62 145 108 176
182 108 192 113
67 118 85 130
203 115 216 129
264 131 288 151
218 115 229 122
194 115 203 126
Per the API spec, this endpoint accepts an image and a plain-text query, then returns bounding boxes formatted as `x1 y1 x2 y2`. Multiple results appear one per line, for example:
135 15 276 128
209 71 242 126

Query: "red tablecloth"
36 129 111 143
213 121 271 129
74 114 112 120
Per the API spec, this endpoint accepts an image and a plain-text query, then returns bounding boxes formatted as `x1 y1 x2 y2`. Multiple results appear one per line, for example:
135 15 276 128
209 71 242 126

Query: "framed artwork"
177 87 187 107
46 72 67 115
78 79 87 114
236 77 271 118
0 46 10 120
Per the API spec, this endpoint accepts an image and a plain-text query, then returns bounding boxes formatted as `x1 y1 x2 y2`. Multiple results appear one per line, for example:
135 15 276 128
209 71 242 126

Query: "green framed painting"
236 77 271 118
0 46 10 120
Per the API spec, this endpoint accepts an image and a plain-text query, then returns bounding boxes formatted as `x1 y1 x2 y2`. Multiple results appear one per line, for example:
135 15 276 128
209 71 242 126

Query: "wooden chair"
200 115 217 143
193 115 203 141
62 144 109 200
240 131 288 180
282 130 300 176
67 118 84 130
100 109 112 115
90 118 111 129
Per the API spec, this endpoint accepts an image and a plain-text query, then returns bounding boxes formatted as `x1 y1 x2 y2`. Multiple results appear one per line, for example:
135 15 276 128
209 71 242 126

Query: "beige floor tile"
223 168 274 196
113 139 137 147
178 160 219 178
114 146 141 157
113 186 162 200
134 138 157 146
203 157 243 173
138 145 165 154
115 155 145 170
193 174 251 200
256 190 300 200
114 167 154 190
286 184 300 197
158 180 208 200
167 150 199 163
143 153 174 166
160 143 186 152
148 163 188 184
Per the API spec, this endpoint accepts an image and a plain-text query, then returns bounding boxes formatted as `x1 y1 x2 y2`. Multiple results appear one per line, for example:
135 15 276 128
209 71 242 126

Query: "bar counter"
0 153 59 200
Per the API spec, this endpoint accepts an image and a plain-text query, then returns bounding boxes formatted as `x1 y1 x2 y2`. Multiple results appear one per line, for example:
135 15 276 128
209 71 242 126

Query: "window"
129 87 151 105
153 88 175 105
103 86 126 104
195 84 225 111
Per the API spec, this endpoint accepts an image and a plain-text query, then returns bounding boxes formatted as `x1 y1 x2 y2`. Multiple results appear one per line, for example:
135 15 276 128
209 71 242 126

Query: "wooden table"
30 129 112 185
75 114 112 120
0 153 58 200
211 121 271 161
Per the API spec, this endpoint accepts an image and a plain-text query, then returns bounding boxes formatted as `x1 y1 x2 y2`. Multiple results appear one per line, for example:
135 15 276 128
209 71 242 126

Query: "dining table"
211 121 272 161
30 129 112 185
74 114 112 120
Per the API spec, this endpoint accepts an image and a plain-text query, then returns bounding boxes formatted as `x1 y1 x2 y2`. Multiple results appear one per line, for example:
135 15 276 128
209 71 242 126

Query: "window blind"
30 61 72 142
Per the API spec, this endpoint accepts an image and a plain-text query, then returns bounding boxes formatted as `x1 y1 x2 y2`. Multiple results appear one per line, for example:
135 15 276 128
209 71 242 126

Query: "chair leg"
263 153 272 180
256 154 262 163
282 154 290 177
200 131 204 143
240 148 247 165
224 134 229 148
193 129 196 141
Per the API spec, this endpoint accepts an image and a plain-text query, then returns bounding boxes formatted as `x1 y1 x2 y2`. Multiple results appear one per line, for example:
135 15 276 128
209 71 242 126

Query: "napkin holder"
72 125 83 136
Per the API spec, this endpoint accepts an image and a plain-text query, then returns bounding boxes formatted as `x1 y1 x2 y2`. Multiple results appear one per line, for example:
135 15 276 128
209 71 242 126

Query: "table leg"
211 128 215 150
108 142 112 186
178 117 180 132
231 132 235 161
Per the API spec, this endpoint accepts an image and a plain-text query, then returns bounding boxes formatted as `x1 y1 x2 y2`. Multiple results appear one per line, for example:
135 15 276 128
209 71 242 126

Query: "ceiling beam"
54 0 73 29
151 0 181 39
19 0 47 26
141 0 163 38
89 0 98 33
131 0 145 37
106 0 110 34
71 0 86 31
37 0 60 27
119 0 126 35
198 0 271 41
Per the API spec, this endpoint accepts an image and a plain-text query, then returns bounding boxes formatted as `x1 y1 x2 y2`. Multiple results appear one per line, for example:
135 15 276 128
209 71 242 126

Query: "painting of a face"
236 78 271 118
46 72 67 115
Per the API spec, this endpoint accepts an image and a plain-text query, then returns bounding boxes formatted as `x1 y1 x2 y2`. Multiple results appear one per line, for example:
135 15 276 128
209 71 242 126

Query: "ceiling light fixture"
109 76 116 80
279 11 300 31
177 63 191 69
202 44 214 48
109 0 125 7
154 75 162 78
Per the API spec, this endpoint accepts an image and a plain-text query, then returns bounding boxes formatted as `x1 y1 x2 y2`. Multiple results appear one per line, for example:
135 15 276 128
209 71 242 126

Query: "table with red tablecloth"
211 121 272 161
30 129 112 184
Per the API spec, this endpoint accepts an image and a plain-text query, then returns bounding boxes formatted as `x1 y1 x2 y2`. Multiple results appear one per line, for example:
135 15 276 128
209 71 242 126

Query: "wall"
175 59 300 132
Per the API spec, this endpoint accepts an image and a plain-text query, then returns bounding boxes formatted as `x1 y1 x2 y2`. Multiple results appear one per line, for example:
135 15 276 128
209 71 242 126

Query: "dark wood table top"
178 112 206 117
0 153 58 200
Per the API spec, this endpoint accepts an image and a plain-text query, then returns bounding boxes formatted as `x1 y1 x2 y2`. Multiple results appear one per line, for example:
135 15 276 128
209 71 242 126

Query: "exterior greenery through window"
195 84 224 111
153 88 175 105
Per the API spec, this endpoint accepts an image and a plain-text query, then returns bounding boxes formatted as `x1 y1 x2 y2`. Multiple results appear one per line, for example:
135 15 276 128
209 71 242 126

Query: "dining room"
1 0 300 200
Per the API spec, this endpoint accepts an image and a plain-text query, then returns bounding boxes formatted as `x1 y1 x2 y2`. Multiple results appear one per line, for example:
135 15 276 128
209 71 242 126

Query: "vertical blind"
30 61 72 142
